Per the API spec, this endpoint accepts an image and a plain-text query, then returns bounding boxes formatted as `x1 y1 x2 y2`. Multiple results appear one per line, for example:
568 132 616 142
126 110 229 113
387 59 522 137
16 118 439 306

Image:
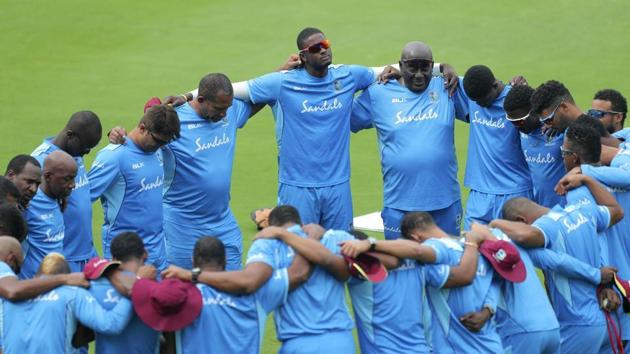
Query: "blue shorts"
164 219 242 270
67 257 93 273
278 181 353 231
381 201 462 240
464 189 534 230
502 329 560 354
279 331 355 354
559 324 607 354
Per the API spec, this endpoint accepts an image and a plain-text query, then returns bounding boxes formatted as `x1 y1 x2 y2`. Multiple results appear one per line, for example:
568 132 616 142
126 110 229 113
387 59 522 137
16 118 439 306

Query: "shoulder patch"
31 142 51 156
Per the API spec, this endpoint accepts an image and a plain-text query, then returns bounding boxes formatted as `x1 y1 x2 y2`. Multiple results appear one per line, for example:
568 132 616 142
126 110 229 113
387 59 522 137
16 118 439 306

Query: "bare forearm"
583 176 620 209
489 220 544 247
278 230 335 266
373 239 436 263
444 243 479 288
287 253 312 291
197 271 253 294
0 275 67 301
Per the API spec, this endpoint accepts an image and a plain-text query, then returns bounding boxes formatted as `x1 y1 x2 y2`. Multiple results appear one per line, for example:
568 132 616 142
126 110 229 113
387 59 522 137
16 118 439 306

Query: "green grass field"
2 0 630 352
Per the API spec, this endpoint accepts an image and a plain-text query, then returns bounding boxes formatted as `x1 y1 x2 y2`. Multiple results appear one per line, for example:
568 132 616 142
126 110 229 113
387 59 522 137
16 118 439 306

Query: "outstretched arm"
489 220 545 248
0 273 88 301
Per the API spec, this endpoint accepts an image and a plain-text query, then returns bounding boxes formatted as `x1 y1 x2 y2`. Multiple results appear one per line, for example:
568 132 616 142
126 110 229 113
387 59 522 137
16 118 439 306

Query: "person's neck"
529 207 550 223
39 183 55 200
189 100 204 117
119 259 142 274
51 131 68 152
126 128 143 149
567 104 583 121
305 65 328 78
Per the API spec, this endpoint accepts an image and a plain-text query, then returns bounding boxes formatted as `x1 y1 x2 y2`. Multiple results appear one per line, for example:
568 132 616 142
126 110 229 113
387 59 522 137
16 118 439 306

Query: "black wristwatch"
368 237 377 252
191 267 201 283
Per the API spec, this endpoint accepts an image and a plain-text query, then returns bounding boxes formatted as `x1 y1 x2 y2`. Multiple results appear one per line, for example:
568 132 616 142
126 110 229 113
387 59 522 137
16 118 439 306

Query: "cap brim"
132 279 203 332
84 260 121 280
344 253 388 283
612 274 630 313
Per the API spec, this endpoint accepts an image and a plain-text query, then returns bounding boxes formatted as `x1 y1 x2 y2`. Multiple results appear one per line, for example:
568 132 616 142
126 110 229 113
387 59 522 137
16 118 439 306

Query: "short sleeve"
87 146 122 202
233 99 253 129
425 264 450 289
423 239 448 264
248 72 282 105
0 262 16 279
452 78 470 122
321 230 354 255
256 268 289 313
350 90 374 133
246 239 276 268
348 65 377 91
613 128 630 141
532 216 558 248
584 203 612 232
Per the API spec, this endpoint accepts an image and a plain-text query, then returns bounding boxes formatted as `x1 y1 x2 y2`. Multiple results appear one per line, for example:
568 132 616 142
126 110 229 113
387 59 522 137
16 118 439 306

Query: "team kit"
1 27 630 354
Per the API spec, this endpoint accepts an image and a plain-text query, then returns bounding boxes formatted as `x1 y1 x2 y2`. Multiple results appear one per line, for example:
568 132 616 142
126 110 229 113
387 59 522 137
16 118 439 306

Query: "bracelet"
181 94 189 102
464 241 478 249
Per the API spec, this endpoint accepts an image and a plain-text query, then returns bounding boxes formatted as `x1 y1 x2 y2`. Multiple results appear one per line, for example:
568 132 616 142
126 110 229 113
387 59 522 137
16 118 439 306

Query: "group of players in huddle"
0 26 629 354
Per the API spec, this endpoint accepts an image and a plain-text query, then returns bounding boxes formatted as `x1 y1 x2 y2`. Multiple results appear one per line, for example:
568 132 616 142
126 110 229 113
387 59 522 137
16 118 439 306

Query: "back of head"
565 117 602 164
43 150 76 174
0 177 20 204
0 203 28 242
575 114 608 137
37 252 70 276
296 27 324 50
530 80 573 114
5 154 40 175
463 65 495 100
141 104 181 140
193 236 226 269
504 85 535 112
66 111 103 153
594 88 628 122
111 231 145 262
502 197 538 222
400 211 435 239
268 205 302 227
0 236 22 259
198 73 233 102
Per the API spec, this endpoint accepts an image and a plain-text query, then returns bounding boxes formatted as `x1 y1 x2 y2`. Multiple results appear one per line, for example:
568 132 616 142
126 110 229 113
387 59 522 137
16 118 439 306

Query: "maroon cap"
612 273 630 313
144 97 162 113
480 240 526 283
83 257 121 280
343 252 388 283
132 278 202 331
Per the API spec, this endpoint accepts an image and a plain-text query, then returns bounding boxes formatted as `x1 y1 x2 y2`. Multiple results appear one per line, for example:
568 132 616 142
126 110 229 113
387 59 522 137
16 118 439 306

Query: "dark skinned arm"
489 220 545 248
0 272 88 301
556 174 624 226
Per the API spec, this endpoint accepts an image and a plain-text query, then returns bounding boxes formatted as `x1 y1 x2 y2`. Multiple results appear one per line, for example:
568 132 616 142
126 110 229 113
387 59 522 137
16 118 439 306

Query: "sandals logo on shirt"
300 99 343 113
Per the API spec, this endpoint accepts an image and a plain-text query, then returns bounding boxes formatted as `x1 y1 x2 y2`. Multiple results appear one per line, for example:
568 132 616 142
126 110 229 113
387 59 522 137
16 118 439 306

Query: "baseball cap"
83 257 121 280
144 97 162 113
612 273 630 313
480 240 526 283
132 278 202 331
343 252 388 283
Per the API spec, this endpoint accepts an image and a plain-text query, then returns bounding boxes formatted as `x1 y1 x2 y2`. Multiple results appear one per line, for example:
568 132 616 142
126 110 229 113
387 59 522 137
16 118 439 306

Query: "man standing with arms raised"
351 41 464 238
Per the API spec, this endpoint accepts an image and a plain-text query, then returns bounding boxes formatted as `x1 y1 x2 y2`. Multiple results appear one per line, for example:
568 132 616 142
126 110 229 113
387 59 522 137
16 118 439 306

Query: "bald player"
351 41 464 239
20 150 77 279
32 111 102 271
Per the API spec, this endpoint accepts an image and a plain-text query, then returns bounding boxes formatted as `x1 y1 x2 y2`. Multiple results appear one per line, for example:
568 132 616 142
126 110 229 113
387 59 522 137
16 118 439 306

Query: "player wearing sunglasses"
504 85 565 208
590 88 627 135
350 41 464 239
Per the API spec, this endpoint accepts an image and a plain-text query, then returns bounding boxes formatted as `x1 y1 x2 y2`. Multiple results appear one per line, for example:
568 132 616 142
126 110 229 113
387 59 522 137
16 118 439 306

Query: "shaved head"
401 41 433 61
0 235 23 273
502 197 542 223
59 111 102 157
42 150 77 200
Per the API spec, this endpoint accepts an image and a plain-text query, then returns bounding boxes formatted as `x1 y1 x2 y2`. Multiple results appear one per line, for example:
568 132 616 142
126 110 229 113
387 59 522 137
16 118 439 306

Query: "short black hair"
530 80 574 115
504 85 534 112
400 212 435 239
296 27 324 50
193 236 226 268
0 203 28 242
463 65 495 100
502 197 536 222
268 205 301 226
594 88 627 122
110 232 145 262
0 177 20 204
198 73 233 102
141 104 181 141
575 114 608 137
5 154 40 175
565 118 602 164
